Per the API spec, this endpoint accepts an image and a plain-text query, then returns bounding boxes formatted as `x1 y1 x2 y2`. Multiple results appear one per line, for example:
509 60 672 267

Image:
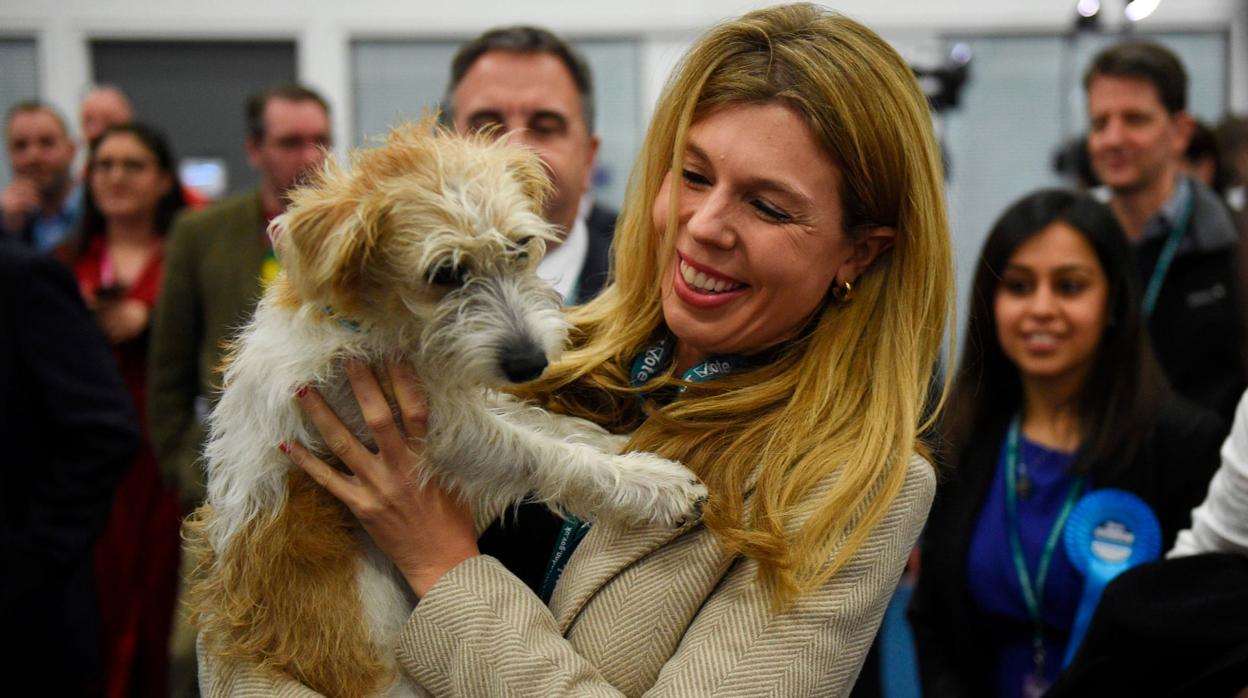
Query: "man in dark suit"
443 26 618 591
445 26 616 305
0 239 138 694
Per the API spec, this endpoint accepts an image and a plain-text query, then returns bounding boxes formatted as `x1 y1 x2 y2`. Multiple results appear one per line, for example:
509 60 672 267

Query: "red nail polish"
278 441 291 454
295 385 308 398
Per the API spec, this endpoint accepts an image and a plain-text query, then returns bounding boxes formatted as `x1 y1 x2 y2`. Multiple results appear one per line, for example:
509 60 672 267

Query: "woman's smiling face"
993 221 1110 389
653 102 861 368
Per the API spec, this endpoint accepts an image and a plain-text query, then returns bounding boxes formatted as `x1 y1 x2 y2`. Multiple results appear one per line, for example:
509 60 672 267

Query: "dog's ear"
326 193 390 310
277 160 367 307
506 146 555 216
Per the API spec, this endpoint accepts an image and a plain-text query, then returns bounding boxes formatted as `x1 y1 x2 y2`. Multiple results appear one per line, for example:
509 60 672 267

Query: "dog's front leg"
486 392 630 454
428 397 707 527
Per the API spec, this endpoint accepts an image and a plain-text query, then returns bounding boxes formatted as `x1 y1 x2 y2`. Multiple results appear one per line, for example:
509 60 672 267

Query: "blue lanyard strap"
1003 415 1086 678
629 336 745 389
1142 191 1194 317
537 515 592 603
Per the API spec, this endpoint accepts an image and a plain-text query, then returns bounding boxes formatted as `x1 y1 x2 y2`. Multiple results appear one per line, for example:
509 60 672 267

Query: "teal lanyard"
563 277 580 306
535 337 742 603
538 516 592 603
629 336 744 391
1142 192 1194 318
1003 415 1086 681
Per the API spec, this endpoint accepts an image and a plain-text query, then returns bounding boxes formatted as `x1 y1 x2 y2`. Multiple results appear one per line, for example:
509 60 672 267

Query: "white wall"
2 0 1243 155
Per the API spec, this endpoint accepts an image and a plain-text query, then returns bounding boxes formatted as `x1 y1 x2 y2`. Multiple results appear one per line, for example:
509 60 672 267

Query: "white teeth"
679 259 743 294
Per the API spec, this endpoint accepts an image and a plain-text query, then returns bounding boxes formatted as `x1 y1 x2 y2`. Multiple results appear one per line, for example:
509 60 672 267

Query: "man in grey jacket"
1085 40 1245 420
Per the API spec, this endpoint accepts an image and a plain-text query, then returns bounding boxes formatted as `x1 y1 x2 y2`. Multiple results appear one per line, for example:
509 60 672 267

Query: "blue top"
28 185 82 252
967 434 1082 697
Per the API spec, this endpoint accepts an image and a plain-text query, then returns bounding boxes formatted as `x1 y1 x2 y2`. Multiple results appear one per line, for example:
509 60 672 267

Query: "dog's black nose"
502 346 549 383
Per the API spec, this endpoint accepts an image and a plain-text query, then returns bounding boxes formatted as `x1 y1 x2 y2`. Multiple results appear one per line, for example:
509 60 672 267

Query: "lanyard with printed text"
537 515 592 603
1004 414 1086 688
629 336 745 390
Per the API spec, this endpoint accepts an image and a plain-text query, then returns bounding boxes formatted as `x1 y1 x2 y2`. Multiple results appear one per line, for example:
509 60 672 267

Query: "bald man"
80 86 134 145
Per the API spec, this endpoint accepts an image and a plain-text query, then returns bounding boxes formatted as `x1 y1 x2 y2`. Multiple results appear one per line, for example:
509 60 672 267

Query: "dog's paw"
607 451 709 528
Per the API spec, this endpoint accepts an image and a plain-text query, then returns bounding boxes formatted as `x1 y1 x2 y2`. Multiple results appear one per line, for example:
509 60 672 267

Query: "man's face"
6 109 75 196
246 97 331 201
452 50 599 234
80 90 134 143
1087 74 1191 196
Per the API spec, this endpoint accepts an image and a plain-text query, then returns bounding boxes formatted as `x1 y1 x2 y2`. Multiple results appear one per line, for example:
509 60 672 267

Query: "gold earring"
832 279 854 303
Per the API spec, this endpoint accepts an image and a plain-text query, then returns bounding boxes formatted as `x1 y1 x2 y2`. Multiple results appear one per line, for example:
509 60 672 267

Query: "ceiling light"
1125 0 1161 22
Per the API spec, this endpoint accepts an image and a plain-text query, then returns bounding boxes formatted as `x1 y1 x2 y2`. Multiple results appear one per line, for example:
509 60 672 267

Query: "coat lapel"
548 517 698 634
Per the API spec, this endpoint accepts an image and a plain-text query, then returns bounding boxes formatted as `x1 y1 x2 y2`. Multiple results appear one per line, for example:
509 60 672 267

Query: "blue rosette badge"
1061 488 1162 668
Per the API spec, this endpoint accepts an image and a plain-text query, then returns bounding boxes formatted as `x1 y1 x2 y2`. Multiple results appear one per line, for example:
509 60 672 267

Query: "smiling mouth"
1023 332 1061 349
678 259 745 294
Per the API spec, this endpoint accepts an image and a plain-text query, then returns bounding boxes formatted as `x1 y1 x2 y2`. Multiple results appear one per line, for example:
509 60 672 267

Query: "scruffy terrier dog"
189 118 707 698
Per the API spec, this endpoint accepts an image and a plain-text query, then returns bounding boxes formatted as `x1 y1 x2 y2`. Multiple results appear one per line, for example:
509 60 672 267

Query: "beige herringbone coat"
201 454 934 697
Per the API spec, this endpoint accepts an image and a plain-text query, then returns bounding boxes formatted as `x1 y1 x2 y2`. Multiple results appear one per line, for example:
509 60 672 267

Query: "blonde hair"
519 4 952 607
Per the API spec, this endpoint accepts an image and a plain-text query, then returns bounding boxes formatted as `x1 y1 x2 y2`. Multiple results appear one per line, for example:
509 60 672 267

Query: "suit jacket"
908 397 1226 698
200 455 935 697
574 203 616 305
0 240 139 691
148 190 270 507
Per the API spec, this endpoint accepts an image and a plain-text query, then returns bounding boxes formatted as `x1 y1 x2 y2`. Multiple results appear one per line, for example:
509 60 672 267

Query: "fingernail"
278 441 291 454
294 385 308 398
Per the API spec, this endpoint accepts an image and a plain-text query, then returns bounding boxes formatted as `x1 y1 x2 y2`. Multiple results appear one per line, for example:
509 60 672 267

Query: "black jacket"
908 397 1225 698
0 241 139 691
1047 552 1248 697
572 203 617 305
1139 179 1245 422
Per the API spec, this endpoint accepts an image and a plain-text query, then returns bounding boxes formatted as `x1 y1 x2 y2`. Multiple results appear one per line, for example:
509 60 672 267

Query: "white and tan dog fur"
189 118 707 698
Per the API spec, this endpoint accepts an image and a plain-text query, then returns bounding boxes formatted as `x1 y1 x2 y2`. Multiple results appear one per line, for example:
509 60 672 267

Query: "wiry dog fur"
188 118 708 698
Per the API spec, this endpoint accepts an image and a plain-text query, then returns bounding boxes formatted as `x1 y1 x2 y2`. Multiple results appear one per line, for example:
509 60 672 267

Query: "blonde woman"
205 4 952 695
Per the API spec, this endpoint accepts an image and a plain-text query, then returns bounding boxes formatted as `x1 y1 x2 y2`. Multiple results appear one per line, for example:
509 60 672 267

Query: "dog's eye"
428 263 467 287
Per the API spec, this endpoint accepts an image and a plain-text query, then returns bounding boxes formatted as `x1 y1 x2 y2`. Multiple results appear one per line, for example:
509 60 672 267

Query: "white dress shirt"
537 213 588 306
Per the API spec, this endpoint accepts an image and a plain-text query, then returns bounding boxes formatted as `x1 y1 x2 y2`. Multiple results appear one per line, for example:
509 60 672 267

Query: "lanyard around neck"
538 337 741 604
1003 414 1086 678
629 335 744 389
1142 191 1194 318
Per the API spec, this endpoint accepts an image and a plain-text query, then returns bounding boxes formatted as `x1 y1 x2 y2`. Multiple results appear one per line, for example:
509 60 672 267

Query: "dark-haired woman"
58 122 187 698
909 189 1224 698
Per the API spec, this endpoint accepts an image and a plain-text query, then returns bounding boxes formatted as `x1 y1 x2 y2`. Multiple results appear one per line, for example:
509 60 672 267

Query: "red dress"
70 235 181 698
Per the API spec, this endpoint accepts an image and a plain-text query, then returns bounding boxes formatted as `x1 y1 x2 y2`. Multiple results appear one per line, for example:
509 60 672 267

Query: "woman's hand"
96 298 150 344
281 358 479 598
